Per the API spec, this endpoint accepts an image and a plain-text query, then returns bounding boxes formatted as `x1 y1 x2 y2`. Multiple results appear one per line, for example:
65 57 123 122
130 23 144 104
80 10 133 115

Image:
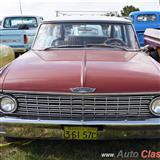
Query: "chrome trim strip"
1 117 160 126
2 90 160 96
10 93 154 119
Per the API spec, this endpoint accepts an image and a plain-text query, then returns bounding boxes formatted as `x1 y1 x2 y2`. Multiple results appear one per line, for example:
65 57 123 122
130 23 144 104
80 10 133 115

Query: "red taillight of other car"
24 35 28 44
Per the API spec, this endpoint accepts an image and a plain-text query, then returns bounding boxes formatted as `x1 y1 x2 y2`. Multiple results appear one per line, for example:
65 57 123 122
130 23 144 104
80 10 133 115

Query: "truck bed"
0 28 36 53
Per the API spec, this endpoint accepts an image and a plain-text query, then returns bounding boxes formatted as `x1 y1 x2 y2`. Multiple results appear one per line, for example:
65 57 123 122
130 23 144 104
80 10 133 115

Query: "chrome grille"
5 93 158 120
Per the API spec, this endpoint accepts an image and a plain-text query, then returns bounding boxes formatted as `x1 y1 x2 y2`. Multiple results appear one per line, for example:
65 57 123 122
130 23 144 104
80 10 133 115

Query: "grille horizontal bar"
4 93 158 121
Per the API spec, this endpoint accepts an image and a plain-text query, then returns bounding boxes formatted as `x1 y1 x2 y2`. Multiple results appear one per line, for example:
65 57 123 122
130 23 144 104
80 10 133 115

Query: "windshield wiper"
43 45 85 50
85 43 132 51
43 44 141 52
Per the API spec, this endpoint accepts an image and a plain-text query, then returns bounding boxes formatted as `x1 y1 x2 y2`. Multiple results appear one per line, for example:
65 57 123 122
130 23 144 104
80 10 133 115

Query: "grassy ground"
0 136 160 160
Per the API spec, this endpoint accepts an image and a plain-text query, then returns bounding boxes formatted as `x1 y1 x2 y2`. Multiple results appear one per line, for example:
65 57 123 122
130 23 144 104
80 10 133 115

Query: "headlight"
150 97 160 116
0 95 17 113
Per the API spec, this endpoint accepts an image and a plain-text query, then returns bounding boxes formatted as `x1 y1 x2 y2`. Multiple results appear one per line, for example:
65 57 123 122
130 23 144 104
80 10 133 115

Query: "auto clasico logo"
101 150 160 159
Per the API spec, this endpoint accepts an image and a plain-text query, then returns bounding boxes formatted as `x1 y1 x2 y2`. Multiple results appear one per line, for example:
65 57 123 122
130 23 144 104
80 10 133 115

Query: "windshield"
4 17 38 28
33 22 139 50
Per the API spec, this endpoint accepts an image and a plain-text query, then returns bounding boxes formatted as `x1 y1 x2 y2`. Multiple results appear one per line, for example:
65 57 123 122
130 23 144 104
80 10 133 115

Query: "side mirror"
142 45 155 53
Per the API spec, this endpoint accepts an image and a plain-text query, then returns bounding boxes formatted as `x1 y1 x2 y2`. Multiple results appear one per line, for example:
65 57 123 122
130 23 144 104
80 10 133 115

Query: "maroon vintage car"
0 16 160 140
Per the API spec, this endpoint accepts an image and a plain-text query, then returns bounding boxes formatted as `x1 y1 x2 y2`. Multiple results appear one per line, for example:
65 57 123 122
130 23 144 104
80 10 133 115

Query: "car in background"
129 11 160 47
0 16 160 140
0 45 15 68
144 28 160 62
0 15 43 57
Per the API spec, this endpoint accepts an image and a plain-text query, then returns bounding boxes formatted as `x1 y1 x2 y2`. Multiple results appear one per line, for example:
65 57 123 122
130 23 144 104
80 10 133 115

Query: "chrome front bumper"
0 117 160 139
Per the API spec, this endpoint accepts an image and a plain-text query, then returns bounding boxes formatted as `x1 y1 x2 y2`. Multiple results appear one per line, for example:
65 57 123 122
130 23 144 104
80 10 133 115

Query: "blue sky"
0 0 159 20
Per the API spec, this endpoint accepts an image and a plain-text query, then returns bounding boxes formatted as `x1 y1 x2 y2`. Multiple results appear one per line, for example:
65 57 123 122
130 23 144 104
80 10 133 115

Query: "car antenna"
19 0 23 15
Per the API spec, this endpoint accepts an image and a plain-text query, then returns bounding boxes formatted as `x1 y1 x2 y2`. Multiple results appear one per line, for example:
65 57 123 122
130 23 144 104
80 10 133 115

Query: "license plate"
64 126 97 140
64 127 97 140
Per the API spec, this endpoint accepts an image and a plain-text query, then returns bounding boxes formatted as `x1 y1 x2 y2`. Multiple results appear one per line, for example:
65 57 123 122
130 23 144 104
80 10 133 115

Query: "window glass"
137 14 157 22
33 22 139 50
4 17 38 28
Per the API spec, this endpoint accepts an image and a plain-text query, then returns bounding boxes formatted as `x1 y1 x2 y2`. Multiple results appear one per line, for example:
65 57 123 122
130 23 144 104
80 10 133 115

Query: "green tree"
121 5 140 16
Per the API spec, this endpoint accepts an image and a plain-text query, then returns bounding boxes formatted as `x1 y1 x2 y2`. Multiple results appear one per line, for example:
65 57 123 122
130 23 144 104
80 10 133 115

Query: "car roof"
129 11 160 16
43 16 132 24
4 15 41 18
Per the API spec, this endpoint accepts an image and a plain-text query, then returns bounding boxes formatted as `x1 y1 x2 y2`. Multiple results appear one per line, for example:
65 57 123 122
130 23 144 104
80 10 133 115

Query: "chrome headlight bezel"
149 97 160 116
0 95 17 113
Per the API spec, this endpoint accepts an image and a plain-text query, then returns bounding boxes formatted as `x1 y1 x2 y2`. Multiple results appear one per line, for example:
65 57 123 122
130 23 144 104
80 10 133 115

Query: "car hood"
2 49 160 93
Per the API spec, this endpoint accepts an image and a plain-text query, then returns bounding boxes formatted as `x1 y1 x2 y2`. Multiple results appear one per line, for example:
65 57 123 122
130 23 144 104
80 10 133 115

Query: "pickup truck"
0 15 43 56
129 11 160 47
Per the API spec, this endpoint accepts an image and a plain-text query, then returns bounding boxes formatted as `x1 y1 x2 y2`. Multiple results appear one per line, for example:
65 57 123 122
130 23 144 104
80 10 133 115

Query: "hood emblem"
70 87 96 93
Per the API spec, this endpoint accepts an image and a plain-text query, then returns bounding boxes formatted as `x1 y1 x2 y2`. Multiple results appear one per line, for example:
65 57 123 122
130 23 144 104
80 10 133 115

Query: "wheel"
51 38 64 46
